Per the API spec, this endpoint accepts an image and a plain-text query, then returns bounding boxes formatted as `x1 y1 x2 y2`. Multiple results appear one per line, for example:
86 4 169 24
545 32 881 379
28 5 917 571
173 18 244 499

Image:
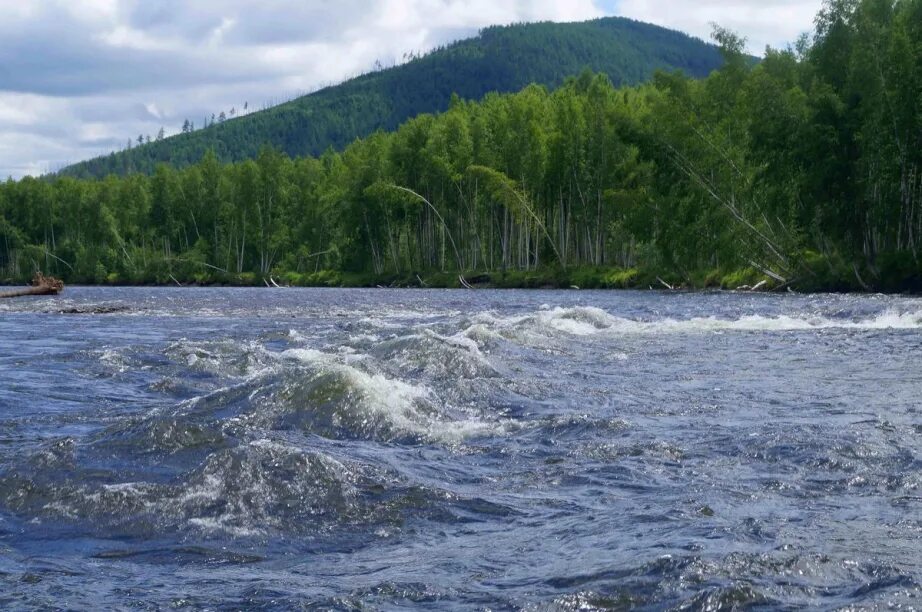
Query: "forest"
58 17 723 179
2 0 920 292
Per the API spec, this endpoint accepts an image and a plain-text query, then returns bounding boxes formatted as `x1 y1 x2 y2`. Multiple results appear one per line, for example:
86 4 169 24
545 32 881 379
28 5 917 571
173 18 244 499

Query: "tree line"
58 16 722 180
2 0 920 291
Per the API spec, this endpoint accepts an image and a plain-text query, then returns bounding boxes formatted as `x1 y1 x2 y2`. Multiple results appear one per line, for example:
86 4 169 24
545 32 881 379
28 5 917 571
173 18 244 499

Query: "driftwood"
736 280 769 292
0 273 64 298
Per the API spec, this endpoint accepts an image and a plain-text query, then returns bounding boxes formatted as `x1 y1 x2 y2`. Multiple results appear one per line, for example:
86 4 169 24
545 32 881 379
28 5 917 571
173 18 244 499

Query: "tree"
2 1 918 290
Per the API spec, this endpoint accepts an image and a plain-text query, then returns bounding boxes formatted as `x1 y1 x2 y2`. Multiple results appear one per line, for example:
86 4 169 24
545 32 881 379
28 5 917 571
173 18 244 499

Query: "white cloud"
615 0 821 54
96 25 180 51
144 102 164 119
0 0 821 179
0 0 606 178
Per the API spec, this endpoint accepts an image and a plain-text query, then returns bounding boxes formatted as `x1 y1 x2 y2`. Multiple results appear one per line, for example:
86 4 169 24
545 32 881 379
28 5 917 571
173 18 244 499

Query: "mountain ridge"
58 16 724 178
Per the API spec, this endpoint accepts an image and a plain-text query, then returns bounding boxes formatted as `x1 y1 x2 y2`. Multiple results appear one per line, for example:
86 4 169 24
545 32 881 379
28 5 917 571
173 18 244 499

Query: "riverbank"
4 259 920 293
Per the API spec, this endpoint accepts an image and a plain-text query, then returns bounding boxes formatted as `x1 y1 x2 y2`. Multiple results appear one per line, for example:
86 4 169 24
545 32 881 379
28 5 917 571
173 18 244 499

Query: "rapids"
0 287 920 608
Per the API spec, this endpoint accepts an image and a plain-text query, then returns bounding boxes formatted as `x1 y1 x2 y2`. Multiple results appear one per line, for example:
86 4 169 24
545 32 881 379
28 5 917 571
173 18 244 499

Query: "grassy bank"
7 256 920 293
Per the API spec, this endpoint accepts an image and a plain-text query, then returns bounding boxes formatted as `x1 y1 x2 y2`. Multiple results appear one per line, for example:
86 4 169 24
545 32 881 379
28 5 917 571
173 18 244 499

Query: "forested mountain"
58 17 723 178
3 0 920 292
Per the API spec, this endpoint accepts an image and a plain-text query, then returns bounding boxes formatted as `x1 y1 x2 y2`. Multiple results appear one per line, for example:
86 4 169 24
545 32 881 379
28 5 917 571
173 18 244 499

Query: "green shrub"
721 268 761 289
235 272 257 286
876 252 922 293
604 268 639 288
795 250 857 292
303 270 343 287
700 269 722 288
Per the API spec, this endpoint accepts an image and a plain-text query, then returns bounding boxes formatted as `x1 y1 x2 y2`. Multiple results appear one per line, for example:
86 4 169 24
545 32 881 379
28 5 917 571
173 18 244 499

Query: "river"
0 287 920 609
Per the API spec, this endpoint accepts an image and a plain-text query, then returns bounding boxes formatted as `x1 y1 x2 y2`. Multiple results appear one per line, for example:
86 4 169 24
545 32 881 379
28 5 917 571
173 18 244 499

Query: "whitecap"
474 305 922 338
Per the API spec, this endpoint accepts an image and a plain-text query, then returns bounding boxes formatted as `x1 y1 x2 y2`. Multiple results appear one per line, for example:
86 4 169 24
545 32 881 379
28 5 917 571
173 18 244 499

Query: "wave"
165 339 276 378
0 435 510 539
84 336 505 462
1 438 377 537
477 306 922 338
171 440 357 536
94 414 229 456
651 309 922 332
368 328 502 380
275 349 503 444
96 348 132 373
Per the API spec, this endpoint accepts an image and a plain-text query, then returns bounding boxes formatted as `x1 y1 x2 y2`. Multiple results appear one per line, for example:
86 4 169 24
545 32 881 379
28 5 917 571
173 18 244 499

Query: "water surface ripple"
0 288 920 609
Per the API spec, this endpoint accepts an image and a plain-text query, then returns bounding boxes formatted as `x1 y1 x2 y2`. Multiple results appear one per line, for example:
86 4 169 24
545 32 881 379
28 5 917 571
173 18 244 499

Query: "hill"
58 17 723 178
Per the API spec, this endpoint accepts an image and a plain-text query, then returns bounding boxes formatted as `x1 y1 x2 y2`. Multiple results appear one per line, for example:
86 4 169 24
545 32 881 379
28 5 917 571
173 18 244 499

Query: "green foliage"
605 268 640 288
58 17 724 180
796 250 861 292
2 1 921 292
720 268 763 290
93 261 107 285
302 270 344 287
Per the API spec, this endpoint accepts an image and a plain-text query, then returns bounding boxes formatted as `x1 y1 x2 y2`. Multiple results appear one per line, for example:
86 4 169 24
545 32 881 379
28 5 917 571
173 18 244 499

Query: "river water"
0 287 920 609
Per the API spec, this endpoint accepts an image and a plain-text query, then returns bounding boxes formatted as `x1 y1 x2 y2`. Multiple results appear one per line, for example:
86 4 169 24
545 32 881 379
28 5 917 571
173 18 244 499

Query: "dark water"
0 288 920 610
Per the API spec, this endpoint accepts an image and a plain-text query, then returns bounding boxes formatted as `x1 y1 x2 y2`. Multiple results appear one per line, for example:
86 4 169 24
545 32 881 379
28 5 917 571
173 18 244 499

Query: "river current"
0 287 920 609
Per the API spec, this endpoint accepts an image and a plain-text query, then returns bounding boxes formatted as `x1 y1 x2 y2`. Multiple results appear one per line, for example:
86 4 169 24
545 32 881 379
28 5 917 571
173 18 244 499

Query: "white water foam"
166 339 277 378
279 347 501 444
96 348 132 373
418 328 502 376
479 306 922 338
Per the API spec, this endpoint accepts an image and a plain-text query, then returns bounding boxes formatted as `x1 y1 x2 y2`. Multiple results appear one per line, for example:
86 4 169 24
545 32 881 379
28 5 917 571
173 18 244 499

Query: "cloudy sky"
0 0 822 179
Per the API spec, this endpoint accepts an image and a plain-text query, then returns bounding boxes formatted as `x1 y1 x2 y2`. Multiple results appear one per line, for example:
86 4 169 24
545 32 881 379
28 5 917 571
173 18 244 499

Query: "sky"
0 0 823 179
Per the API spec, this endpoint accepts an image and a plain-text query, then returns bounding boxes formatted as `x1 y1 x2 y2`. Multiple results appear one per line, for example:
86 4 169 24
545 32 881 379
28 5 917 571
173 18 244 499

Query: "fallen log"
0 273 64 298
